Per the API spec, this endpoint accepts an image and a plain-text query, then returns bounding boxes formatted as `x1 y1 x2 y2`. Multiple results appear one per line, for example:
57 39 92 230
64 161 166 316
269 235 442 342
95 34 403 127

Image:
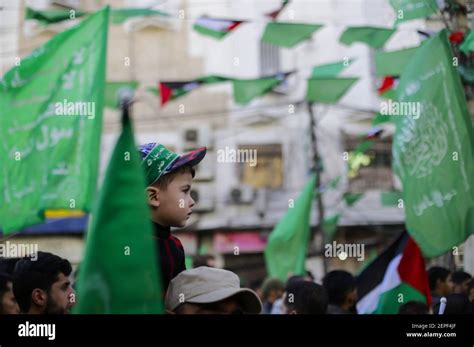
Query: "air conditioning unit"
182 125 213 150
190 183 215 212
229 185 255 205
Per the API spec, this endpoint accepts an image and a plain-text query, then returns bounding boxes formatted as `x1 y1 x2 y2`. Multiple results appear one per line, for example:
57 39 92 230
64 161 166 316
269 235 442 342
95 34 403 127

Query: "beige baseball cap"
165 266 262 314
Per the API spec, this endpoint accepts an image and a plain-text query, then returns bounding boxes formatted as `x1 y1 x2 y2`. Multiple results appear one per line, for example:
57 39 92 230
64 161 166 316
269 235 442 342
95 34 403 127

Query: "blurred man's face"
469 287 474 302
1 282 20 314
45 273 75 314
174 298 244 314
453 279 471 295
439 275 453 296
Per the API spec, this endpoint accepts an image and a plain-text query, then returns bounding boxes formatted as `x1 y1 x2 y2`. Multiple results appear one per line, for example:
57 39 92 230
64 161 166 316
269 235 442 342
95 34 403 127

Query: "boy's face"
148 171 195 227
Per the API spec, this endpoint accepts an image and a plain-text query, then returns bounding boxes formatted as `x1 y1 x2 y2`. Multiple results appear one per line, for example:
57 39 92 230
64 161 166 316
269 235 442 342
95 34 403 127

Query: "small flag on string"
232 72 294 105
265 0 290 20
311 59 354 78
159 75 229 106
306 77 358 103
378 76 398 95
375 46 418 77
366 127 384 140
110 8 168 24
193 16 244 39
262 22 322 48
340 26 395 49
25 6 86 24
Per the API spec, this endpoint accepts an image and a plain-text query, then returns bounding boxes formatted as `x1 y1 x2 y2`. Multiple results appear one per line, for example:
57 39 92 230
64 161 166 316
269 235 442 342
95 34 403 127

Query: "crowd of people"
0 143 473 315
1 251 472 314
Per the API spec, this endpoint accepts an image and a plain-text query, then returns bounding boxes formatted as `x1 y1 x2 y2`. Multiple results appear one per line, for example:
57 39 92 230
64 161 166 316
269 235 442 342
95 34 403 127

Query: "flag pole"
307 101 328 275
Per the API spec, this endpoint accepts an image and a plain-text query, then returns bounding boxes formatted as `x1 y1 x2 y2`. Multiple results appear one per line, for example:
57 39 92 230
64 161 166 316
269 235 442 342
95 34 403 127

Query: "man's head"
261 278 285 304
428 266 452 296
138 143 206 228
0 257 20 275
398 300 430 314
0 272 19 314
12 252 75 314
282 280 328 314
165 266 262 314
322 270 357 312
451 271 472 295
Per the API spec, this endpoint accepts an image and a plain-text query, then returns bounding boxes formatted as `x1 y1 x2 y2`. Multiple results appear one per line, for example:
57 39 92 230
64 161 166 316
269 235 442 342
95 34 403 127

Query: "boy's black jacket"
153 222 186 294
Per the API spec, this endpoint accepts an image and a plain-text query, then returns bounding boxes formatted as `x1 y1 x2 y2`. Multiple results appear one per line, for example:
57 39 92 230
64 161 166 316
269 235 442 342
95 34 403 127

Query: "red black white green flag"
356 231 431 314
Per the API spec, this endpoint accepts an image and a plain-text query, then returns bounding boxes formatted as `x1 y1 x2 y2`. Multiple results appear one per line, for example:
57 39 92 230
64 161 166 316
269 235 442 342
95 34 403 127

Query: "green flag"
105 81 139 109
110 8 168 24
372 112 394 126
262 22 322 48
26 6 86 24
339 27 395 49
375 46 418 77
0 8 109 233
264 174 316 280
460 30 474 54
306 77 358 103
390 0 438 25
344 192 364 207
74 112 163 314
458 64 474 85
232 75 286 105
380 191 403 206
392 29 474 257
311 59 354 78
323 214 340 240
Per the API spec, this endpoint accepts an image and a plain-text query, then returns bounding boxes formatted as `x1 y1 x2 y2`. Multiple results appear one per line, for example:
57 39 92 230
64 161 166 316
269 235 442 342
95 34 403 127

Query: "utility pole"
307 102 328 274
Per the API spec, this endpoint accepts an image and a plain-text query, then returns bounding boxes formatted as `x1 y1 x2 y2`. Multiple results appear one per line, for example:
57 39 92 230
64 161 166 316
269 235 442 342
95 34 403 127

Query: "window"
238 144 283 189
345 136 394 191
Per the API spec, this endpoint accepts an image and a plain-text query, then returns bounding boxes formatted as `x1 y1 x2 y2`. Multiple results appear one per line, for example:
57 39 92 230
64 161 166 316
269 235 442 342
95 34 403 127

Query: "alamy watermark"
0 241 38 260
380 100 421 120
325 241 365 262
217 146 257 167
55 99 95 119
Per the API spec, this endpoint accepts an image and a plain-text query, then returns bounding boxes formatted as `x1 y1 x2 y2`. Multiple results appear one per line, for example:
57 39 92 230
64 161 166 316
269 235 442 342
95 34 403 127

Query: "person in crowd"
282 280 328 314
436 293 473 314
12 252 75 314
322 270 357 314
270 275 307 314
427 266 452 309
165 266 262 314
138 143 206 293
261 277 285 314
451 271 472 296
192 254 216 268
398 301 430 314
0 272 19 314
0 257 20 275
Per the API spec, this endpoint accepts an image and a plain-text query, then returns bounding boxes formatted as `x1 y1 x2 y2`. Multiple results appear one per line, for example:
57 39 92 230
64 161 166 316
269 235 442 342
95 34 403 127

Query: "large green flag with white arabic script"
0 8 109 233
392 29 474 257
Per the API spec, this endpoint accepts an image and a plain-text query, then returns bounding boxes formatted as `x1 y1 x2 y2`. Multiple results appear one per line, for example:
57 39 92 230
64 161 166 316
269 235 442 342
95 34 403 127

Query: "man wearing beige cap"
165 267 262 314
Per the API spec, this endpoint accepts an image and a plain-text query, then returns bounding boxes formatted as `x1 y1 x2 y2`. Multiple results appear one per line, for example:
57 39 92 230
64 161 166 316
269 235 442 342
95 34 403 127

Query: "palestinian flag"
193 16 243 39
366 126 384 140
378 75 399 98
356 231 431 314
159 76 228 106
265 0 290 20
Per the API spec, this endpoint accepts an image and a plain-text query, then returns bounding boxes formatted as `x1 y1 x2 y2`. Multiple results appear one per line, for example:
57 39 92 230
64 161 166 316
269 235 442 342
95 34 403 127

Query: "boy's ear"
146 186 160 208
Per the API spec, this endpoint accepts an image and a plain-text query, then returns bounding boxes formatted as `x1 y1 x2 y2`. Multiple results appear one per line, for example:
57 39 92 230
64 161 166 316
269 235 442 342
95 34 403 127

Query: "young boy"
138 143 206 292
